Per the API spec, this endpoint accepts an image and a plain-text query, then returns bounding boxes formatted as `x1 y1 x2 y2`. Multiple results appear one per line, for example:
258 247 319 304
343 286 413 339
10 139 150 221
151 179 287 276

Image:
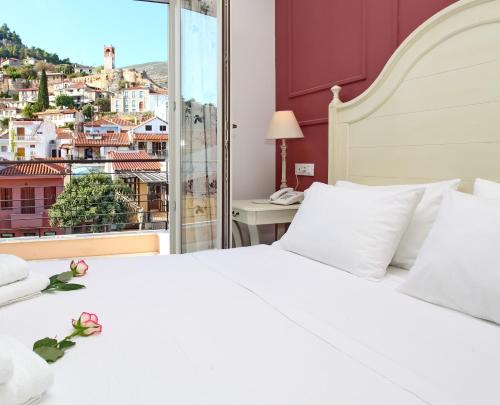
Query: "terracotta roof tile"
75 132 130 147
109 151 160 171
134 133 168 141
0 161 67 176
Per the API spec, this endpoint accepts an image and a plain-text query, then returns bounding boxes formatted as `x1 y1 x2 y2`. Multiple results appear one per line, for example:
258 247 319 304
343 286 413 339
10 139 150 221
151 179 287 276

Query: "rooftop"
0 160 67 176
75 132 130 147
109 150 161 172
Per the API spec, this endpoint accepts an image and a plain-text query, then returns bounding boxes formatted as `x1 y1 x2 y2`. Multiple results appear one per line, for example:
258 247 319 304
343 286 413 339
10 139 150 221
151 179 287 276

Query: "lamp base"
280 139 288 189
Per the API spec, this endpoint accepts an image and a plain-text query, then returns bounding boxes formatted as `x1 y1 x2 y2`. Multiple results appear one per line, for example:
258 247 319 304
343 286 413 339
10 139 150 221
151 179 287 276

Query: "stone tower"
104 45 115 72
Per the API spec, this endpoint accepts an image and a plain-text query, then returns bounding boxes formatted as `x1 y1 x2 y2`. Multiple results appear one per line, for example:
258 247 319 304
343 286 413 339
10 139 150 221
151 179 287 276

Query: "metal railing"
0 158 169 239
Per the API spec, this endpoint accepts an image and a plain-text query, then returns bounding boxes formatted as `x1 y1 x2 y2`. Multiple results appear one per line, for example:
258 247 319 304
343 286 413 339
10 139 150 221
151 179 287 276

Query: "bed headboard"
328 0 500 192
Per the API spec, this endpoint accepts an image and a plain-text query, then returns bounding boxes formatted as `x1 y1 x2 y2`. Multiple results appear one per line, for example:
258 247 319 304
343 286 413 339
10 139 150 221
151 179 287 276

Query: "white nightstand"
232 199 300 247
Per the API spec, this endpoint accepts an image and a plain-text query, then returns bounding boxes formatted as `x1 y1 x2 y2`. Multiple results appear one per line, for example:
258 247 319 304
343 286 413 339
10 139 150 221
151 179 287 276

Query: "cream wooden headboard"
328 0 500 192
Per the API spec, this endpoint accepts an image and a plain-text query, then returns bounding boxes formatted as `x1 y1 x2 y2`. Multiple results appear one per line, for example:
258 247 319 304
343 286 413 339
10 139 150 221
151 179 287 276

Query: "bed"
1 246 500 404
3 0 500 403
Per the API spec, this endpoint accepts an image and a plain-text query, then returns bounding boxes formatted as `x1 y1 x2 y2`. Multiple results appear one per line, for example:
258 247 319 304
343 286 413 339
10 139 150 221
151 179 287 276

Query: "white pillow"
473 178 500 199
400 191 500 324
279 182 424 280
336 179 460 269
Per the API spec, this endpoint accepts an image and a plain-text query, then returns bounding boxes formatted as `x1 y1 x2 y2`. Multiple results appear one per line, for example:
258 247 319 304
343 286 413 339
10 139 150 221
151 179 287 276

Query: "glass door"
169 0 228 253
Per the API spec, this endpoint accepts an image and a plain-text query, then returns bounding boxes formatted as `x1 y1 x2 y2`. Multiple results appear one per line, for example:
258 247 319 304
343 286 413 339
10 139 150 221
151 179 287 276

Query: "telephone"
269 188 304 205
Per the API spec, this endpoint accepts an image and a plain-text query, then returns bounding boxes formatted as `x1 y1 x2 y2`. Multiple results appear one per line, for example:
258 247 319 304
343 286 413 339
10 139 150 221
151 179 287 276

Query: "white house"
73 64 94 75
17 88 38 104
131 116 168 157
23 57 38 66
1 58 21 68
0 106 20 119
33 109 84 128
111 87 168 114
53 83 91 107
8 119 57 160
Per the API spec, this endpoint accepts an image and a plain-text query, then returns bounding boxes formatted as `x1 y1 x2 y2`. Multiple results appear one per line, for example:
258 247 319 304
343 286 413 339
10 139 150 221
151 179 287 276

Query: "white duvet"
0 245 499 405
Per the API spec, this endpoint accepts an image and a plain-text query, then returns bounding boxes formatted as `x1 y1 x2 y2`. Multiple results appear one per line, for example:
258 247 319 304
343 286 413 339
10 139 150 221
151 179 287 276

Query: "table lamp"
267 111 304 189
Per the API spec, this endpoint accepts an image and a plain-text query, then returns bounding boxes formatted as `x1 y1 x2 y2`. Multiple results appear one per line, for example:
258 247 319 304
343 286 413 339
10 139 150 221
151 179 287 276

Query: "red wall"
275 0 457 190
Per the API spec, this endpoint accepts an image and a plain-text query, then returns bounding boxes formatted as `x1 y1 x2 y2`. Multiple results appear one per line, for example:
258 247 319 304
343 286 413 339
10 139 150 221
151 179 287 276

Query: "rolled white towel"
0 273 49 308
0 336 53 405
0 350 13 384
0 255 29 287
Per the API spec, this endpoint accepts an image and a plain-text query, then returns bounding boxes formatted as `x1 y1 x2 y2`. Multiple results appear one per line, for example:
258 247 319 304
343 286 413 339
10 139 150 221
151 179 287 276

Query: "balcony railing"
0 158 169 239
14 135 39 142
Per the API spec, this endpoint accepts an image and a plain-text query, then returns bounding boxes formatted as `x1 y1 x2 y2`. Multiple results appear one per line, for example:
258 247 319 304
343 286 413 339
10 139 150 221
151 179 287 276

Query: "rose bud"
72 312 102 336
70 260 88 277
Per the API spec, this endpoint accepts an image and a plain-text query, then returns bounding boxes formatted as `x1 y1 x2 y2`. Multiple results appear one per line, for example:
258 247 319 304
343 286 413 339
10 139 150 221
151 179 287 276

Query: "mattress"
0 245 499 405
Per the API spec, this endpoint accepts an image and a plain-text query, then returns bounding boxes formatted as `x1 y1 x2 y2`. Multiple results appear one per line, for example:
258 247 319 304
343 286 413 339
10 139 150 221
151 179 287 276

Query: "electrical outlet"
295 163 315 176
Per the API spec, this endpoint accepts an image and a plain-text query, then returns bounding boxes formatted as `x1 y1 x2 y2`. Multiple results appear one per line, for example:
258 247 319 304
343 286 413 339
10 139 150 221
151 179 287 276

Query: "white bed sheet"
0 245 499 405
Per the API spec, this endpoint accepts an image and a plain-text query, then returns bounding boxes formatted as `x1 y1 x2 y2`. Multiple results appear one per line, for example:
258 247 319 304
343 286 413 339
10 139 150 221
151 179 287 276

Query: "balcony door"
169 0 230 253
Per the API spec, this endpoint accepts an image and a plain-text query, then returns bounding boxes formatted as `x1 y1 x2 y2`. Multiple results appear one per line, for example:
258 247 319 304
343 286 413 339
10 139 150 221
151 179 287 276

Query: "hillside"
122 61 168 89
0 23 70 65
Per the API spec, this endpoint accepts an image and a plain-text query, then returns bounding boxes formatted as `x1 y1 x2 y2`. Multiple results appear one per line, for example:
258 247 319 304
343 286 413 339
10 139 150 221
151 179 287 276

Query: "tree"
37 69 49 110
81 104 93 120
22 101 43 119
1 118 9 128
96 97 110 112
55 95 75 109
49 174 134 233
18 65 37 80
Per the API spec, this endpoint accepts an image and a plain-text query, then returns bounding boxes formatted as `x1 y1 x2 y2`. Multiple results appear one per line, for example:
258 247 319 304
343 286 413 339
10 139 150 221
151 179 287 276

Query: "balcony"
0 158 169 259
14 134 39 142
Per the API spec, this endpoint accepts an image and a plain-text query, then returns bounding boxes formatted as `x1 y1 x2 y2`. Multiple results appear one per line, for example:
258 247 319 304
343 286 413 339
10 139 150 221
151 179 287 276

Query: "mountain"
122 61 168 89
0 24 70 65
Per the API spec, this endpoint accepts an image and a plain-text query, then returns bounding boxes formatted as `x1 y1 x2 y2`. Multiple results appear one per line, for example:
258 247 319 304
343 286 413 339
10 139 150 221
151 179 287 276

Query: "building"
111 87 168 114
44 72 65 85
73 64 94 75
73 119 131 159
106 150 167 224
23 57 38 66
131 117 168 158
0 58 21 68
17 88 38 104
0 106 19 120
53 83 91 107
34 109 84 128
7 120 57 160
0 160 67 238
104 45 115 72
55 128 74 158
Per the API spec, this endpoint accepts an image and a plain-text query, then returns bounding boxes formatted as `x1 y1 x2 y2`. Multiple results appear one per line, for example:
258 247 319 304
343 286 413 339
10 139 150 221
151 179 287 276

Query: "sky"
1 0 169 67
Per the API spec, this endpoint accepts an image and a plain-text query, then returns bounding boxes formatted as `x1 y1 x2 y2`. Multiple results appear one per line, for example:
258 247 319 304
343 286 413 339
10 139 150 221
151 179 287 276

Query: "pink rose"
72 312 102 336
70 260 88 277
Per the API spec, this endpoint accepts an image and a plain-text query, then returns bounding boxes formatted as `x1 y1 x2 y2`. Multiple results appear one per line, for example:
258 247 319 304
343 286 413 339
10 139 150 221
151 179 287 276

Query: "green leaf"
33 337 58 350
58 340 76 350
55 283 85 291
49 274 61 284
34 346 65 363
56 271 73 283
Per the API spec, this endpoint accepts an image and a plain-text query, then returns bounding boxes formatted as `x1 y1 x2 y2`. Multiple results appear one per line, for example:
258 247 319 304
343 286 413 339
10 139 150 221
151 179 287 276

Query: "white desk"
232 199 300 246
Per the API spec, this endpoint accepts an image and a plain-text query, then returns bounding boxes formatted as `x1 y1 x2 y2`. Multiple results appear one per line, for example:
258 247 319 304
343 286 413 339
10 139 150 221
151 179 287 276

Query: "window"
145 125 152 132
16 127 25 136
1 233 14 238
160 125 167 132
23 232 37 237
44 186 57 209
138 142 147 150
44 231 56 236
1 146 6 152
21 187 35 214
0 188 12 210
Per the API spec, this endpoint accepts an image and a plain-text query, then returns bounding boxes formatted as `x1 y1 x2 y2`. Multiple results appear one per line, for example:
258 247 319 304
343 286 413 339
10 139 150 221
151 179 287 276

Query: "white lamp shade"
267 111 304 140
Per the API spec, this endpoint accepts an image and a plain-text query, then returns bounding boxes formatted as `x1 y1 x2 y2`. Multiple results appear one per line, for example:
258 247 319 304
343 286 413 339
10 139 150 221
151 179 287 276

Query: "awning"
135 172 168 183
